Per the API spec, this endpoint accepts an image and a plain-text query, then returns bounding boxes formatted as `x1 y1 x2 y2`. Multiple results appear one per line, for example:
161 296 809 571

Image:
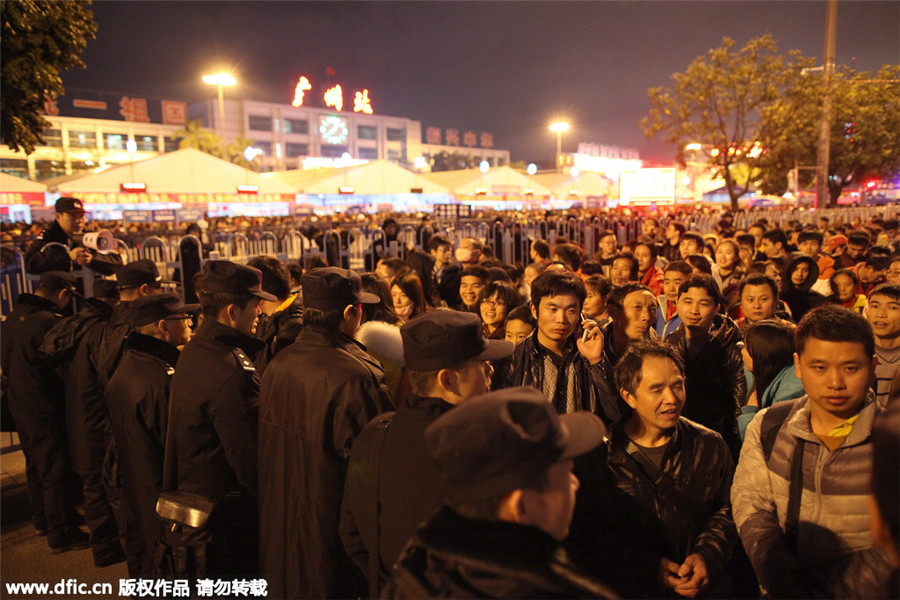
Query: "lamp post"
202 72 237 159
549 121 570 171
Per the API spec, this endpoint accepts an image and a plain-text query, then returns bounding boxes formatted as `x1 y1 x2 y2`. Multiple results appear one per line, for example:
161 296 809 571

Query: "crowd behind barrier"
2 204 898 318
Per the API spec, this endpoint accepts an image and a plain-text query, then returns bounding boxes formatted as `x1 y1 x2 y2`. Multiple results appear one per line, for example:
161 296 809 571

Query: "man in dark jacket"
39 278 126 567
568 340 738 598
0 272 88 553
247 256 303 375
667 274 746 459
383 386 615 599
258 267 394 599
492 270 605 415
166 260 272 577
340 311 514 596
24 197 121 276
106 293 197 577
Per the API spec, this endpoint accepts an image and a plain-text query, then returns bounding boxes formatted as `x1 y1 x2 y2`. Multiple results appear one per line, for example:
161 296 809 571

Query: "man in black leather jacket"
568 340 737 599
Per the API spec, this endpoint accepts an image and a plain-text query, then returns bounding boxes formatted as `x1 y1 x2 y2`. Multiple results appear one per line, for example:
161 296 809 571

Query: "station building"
0 85 509 182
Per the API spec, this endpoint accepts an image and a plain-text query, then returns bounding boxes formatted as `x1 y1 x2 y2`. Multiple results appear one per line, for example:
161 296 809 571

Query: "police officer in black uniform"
106 293 198 577
0 271 88 553
24 197 122 276
165 260 273 577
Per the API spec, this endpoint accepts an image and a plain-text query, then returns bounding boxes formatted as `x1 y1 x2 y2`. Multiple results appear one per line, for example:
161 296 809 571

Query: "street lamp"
549 121 570 171
202 72 237 159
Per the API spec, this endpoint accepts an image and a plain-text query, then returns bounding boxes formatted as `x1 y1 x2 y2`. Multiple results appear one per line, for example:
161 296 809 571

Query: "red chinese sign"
119 97 150 122
162 101 187 125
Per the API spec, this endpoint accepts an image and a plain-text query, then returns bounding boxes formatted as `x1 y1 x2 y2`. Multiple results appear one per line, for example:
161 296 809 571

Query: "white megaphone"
81 230 115 254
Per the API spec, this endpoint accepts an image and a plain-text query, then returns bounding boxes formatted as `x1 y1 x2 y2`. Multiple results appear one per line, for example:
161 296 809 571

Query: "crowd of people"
1 196 899 599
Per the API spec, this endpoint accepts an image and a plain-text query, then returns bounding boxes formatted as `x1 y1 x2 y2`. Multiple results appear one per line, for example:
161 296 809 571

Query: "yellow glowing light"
324 85 343 111
353 89 373 114
549 121 570 133
202 72 236 87
710 148 720 157
685 143 702 151
292 76 312 107
747 142 763 159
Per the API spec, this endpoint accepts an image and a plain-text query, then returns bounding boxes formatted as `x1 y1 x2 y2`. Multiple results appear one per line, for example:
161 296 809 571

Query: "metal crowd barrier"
4 206 899 318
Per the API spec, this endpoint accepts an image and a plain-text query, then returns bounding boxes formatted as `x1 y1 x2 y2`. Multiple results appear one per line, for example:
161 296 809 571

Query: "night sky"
62 1 899 165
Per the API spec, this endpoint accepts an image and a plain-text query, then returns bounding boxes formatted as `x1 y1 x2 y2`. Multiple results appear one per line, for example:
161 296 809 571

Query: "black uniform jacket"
24 220 122 275
568 417 737 598
384 507 619 599
40 298 115 473
258 326 393 600
340 394 453 592
1 294 65 415
106 332 179 573
167 318 264 501
666 313 746 459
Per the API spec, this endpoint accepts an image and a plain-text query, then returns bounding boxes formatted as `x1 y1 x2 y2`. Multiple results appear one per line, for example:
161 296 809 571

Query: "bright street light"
549 121 570 170
684 143 703 151
202 72 236 159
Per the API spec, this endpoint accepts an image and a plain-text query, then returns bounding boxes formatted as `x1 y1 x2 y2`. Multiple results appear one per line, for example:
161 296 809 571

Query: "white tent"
529 171 611 197
43 148 295 194
0 172 47 192
262 160 450 195
420 166 551 196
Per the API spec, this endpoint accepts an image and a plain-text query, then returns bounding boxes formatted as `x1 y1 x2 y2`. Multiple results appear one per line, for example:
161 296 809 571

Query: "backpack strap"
759 399 798 462
758 399 804 550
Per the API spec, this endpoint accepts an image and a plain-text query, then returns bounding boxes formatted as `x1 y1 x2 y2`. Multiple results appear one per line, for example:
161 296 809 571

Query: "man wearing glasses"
106 293 198 576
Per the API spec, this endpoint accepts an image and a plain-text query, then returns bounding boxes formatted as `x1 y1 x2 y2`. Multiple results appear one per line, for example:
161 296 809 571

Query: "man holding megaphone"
24 197 122 276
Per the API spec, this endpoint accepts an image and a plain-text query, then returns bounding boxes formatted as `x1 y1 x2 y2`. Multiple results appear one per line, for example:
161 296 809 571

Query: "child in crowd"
503 304 536 346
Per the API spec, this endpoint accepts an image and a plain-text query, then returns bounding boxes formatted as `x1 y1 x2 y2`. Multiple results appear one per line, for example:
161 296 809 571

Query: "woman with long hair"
476 280 522 339
738 319 805 439
390 271 428 322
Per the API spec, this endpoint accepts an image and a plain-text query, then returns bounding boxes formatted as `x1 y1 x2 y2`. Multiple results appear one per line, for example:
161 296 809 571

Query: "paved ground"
1 449 127 600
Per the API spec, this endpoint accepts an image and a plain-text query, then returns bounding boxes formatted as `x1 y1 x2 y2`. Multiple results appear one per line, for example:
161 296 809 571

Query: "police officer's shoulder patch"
230 348 256 372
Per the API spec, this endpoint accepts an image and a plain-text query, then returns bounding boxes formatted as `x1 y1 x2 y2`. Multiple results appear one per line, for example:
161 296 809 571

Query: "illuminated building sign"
43 90 187 125
324 85 344 111
353 89 373 114
319 116 349 145
289 76 375 114
423 126 495 149
577 142 640 160
291 76 312 107
302 156 368 170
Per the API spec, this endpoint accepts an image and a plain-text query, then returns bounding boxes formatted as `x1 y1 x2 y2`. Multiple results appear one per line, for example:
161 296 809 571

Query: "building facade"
0 88 509 182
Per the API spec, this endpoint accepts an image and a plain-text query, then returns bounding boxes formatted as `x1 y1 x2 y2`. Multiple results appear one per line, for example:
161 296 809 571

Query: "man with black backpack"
732 305 893 598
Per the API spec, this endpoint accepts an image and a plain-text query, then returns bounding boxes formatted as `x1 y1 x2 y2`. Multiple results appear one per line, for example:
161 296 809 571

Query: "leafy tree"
226 136 262 170
1 0 97 154
431 151 475 172
756 65 900 206
171 120 222 156
642 35 811 211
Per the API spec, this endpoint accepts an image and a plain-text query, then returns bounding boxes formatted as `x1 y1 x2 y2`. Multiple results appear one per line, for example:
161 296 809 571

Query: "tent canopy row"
1 148 612 198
